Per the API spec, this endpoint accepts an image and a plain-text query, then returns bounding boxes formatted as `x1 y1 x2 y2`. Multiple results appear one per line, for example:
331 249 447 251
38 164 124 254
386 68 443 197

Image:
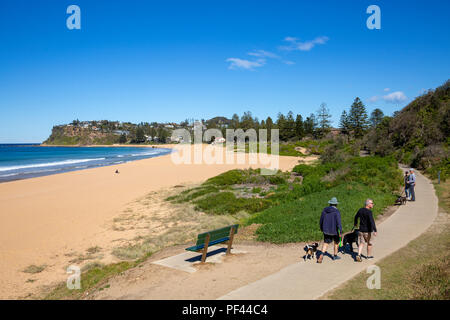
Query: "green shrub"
194 192 271 215
204 169 249 186
247 182 395 243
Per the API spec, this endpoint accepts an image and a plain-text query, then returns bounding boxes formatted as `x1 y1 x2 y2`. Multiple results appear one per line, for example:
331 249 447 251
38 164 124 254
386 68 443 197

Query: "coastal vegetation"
365 80 450 180
41 79 449 299
165 80 449 243
166 155 402 243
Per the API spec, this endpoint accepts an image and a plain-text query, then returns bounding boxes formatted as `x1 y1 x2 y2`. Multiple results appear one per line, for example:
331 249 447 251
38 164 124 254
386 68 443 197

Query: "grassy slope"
167 156 402 244
246 156 401 243
323 179 450 300
247 182 394 243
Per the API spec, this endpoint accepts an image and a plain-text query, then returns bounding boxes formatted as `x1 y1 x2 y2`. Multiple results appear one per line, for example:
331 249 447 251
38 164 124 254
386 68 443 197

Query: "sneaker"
333 255 341 260
366 256 374 260
317 254 323 264
356 255 362 262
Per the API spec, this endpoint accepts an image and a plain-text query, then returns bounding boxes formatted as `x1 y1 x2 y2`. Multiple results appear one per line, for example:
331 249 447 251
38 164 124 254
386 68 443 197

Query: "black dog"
303 242 319 261
395 195 407 205
342 229 359 253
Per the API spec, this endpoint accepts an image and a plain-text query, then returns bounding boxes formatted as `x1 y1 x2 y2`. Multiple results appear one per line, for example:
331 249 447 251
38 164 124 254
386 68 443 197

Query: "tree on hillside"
295 114 304 140
266 116 274 141
134 127 146 143
157 127 168 143
285 111 296 140
339 110 351 141
240 111 254 130
304 113 318 137
231 113 240 129
260 119 266 129
370 108 385 127
348 97 369 138
316 102 332 138
276 112 289 141
119 133 127 144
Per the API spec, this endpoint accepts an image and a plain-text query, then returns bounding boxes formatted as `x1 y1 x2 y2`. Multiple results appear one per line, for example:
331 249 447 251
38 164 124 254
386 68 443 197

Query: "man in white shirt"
408 169 416 201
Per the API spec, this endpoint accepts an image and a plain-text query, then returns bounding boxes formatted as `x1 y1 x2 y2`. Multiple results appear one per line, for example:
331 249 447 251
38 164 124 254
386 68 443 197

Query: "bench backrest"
195 224 239 246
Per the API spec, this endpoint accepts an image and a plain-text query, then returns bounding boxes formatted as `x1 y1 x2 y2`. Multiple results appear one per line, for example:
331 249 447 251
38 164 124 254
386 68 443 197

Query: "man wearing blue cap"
317 197 343 263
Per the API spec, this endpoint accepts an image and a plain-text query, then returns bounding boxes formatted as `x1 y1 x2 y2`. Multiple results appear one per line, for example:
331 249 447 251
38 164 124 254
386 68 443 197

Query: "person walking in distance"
408 169 416 201
354 199 377 262
404 170 410 200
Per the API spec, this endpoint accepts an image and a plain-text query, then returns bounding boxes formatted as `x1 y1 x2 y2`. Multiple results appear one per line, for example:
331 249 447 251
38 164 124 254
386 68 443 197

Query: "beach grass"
44 255 151 300
23 264 47 274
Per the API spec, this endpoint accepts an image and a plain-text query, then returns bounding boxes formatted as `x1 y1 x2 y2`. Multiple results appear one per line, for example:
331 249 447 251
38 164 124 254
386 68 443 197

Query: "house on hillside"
169 135 184 143
213 137 226 144
113 130 130 136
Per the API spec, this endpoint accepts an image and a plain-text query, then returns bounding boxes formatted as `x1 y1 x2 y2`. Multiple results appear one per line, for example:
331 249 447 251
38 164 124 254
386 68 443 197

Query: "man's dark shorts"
323 233 339 244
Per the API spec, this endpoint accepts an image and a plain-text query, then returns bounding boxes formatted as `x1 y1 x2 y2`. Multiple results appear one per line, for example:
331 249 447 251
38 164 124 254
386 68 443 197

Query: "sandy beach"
0 144 301 299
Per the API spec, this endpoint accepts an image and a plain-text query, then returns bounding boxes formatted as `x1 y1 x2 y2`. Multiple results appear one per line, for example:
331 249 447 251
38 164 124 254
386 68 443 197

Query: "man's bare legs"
321 242 329 255
320 242 338 256
357 240 373 258
367 244 373 257
358 242 364 256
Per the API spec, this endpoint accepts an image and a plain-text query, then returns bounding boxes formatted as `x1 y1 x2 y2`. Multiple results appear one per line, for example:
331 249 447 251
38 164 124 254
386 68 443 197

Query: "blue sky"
0 0 449 143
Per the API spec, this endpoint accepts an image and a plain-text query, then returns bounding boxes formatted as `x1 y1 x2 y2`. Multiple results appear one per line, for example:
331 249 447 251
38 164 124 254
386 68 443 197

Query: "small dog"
303 242 319 261
395 195 407 205
342 229 359 253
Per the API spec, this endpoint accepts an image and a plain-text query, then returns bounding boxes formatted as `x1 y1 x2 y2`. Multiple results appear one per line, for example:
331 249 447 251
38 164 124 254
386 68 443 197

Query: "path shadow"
315 251 335 260
185 247 228 263
335 245 365 261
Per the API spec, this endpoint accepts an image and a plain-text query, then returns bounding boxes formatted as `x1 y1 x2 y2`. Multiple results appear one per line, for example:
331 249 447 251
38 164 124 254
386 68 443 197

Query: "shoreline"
0 145 300 299
38 143 178 148
0 145 175 184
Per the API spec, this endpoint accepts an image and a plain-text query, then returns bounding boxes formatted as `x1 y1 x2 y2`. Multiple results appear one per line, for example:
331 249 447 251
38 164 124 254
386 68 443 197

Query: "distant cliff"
42 120 179 145
43 124 122 145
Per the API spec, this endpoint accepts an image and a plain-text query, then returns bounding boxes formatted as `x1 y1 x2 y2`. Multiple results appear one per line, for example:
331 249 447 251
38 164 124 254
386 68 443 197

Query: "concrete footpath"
218 168 438 300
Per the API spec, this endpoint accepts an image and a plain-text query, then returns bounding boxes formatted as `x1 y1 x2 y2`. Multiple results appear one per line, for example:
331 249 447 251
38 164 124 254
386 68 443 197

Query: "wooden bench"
185 224 239 263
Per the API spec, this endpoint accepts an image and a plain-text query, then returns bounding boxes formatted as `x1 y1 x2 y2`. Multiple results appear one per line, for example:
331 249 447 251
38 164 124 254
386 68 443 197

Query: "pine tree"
266 116 274 141
285 111 296 140
295 114 304 140
240 111 254 130
316 102 332 138
276 113 288 141
339 110 351 141
135 127 146 143
348 97 369 138
231 113 240 129
304 113 318 137
370 108 384 127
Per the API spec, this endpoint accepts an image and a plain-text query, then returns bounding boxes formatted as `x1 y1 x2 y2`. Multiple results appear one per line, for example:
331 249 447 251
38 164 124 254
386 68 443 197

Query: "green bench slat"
185 237 230 251
185 224 239 252
195 224 239 245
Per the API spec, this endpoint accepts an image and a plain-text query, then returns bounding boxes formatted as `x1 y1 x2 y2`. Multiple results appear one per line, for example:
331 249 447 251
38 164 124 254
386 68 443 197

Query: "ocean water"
0 144 172 183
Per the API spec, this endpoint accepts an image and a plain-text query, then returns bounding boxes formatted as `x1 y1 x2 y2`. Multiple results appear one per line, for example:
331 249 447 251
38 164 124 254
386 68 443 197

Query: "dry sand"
0 144 301 299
